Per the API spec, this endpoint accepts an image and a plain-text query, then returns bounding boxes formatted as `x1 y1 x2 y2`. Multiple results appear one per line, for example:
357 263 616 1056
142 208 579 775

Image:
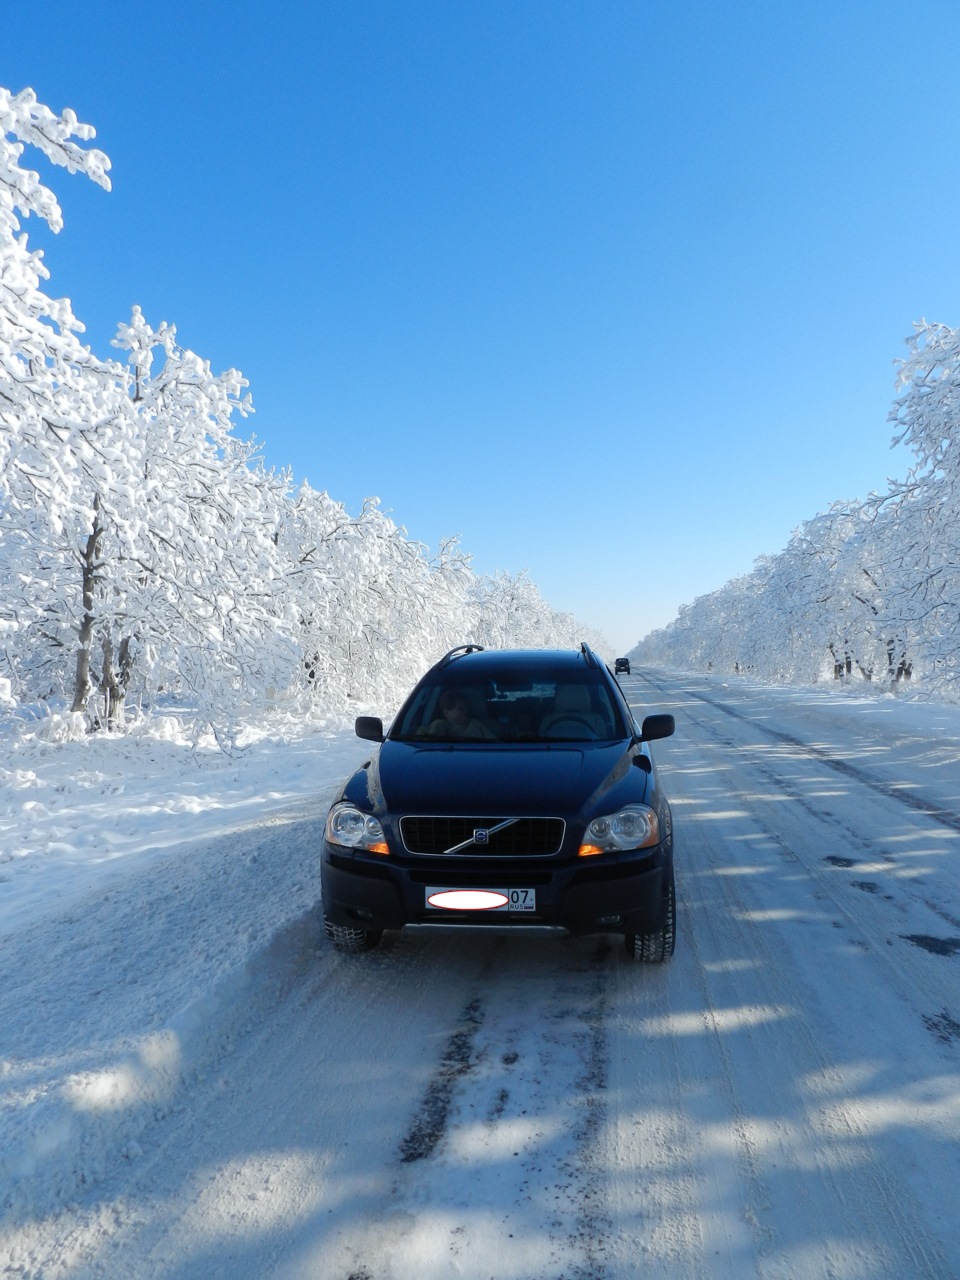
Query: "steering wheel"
542 715 595 734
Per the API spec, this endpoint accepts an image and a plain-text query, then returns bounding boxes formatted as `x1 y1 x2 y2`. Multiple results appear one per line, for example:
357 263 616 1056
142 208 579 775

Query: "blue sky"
4 1 960 653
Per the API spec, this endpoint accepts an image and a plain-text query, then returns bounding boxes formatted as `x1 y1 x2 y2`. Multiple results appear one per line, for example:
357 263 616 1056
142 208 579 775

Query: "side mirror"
639 713 675 742
355 716 385 742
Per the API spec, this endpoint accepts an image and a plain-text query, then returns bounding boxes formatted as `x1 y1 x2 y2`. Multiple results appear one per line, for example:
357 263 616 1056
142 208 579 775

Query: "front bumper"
320 840 671 936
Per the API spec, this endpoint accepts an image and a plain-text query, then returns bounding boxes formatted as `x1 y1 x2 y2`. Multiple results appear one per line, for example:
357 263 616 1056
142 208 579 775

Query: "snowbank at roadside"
0 708 364 938
1 710 368 1217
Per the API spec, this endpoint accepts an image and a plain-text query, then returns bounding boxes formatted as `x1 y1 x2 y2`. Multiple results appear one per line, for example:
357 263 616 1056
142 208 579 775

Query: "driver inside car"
427 689 497 739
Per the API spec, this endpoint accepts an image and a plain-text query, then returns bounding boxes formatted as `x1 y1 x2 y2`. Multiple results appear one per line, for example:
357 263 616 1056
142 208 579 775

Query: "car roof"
434 647 601 674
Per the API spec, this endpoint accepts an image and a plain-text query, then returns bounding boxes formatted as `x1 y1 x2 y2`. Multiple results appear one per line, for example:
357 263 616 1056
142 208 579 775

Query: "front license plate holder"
425 887 536 913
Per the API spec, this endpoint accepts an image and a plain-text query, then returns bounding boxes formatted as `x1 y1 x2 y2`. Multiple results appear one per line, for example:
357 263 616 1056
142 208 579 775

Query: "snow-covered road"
3 673 960 1278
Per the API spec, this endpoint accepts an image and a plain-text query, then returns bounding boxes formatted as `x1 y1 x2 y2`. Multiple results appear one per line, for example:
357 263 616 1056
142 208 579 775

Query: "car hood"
371 740 636 817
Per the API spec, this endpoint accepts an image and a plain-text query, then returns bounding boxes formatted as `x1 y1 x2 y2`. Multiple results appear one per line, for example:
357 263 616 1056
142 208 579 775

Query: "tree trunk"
70 502 104 716
100 634 120 729
99 633 136 729
883 639 913 684
829 643 850 679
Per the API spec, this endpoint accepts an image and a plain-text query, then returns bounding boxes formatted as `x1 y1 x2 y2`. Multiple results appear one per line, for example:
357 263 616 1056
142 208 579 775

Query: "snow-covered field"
2 673 960 1278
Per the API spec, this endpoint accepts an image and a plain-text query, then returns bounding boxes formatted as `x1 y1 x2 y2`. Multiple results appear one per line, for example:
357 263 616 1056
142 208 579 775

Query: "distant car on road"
615 657 631 675
320 644 676 961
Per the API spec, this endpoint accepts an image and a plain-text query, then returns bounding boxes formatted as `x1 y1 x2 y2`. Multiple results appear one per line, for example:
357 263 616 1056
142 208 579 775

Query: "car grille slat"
400 816 565 857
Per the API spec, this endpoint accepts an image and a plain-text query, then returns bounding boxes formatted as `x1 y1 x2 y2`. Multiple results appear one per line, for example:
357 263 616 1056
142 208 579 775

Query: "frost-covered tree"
0 87 130 717
1 92 296 730
106 308 300 734
469 570 610 660
632 320 960 693
632 502 916 690
278 485 475 715
471 571 549 650
880 320 960 694
1 84 611 740
762 505 902 685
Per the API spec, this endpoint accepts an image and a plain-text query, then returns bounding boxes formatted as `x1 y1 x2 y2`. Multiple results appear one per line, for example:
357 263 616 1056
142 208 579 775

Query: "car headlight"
325 802 389 854
579 805 660 856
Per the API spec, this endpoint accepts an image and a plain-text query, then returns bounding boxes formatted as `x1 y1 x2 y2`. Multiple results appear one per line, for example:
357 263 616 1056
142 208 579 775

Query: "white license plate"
425 887 536 913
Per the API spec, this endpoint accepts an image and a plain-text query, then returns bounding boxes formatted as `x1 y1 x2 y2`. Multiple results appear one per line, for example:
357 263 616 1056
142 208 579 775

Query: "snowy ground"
2 674 960 1277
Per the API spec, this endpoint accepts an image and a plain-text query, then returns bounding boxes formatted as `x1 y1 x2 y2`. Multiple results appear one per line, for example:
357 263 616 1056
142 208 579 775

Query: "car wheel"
625 867 676 963
323 914 383 953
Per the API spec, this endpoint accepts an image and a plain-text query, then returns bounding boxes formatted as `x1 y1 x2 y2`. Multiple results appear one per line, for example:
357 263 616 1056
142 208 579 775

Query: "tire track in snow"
2 921 491 1279
681 697 960 1064
334 934 616 1280
640 672 960 835
398 995 485 1163
631 701 953 1278
638 671 960 978
681 809 950 1280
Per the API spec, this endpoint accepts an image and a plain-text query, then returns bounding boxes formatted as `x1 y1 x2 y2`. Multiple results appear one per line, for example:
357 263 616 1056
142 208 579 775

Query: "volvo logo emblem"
442 818 518 855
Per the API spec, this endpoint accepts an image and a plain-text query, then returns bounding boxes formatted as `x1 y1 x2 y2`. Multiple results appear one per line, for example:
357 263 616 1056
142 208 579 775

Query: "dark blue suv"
320 645 676 961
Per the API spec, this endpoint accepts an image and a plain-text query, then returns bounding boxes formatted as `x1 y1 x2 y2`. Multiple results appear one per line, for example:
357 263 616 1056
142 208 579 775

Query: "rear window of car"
392 668 626 743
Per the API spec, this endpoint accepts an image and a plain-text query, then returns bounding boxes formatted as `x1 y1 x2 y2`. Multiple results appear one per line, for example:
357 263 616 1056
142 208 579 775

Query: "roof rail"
580 643 601 669
435 644 485 668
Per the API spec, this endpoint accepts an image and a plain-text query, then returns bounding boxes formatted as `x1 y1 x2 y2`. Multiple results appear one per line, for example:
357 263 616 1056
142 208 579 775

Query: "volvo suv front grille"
399 815 565 857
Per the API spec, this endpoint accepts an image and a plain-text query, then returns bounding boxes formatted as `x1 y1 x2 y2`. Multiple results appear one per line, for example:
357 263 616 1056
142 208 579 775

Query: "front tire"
323 914 383 953
626 867 676 963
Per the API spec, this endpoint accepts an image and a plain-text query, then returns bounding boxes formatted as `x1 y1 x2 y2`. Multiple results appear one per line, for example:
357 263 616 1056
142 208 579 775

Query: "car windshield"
391 667 626 743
